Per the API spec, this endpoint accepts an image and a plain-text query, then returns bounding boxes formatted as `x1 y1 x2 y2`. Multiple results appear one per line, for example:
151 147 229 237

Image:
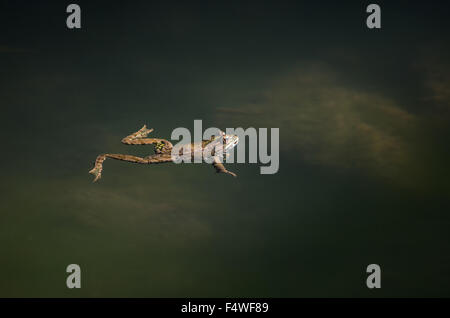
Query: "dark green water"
1 1 449 297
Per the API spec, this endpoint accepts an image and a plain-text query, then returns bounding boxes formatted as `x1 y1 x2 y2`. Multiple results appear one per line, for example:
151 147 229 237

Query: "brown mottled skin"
89 125 239 182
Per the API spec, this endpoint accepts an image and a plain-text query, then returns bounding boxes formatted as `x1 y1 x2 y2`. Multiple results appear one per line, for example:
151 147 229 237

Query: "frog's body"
89 125 239 182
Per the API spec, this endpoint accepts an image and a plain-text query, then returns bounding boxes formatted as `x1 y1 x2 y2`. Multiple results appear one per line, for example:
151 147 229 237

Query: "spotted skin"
89 125 238 182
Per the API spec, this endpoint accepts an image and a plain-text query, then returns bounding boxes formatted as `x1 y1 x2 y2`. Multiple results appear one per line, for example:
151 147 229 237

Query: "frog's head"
220 131 239 153
205 131 239 156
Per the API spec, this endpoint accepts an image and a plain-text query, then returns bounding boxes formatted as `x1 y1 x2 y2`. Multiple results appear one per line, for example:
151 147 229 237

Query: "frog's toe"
225 170 237 177
136 125 154 138
89 166 102 182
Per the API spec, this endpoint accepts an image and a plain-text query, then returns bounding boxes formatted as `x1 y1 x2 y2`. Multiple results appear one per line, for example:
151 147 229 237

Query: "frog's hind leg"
89 153 173 182
89 154 148 182
121 125 173 154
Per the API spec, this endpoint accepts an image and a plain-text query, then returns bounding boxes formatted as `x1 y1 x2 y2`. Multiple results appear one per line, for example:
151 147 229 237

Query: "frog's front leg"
121 125 173 154
89 153 172 182
212 156 237 177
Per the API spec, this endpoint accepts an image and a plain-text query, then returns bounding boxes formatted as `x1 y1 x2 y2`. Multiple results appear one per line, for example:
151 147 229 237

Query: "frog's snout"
224 134 239 153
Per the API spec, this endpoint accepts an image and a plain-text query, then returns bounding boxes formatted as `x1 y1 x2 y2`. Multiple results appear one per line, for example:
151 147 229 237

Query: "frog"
89 125 239 182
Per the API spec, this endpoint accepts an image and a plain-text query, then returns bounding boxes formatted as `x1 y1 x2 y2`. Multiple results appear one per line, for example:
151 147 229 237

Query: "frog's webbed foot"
134 125 154 139
122 125 154 142
212 157 237 177
89 153 110 182
121 125 173 154
89 155 107 182
89 165 102 182
88 153 144 182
